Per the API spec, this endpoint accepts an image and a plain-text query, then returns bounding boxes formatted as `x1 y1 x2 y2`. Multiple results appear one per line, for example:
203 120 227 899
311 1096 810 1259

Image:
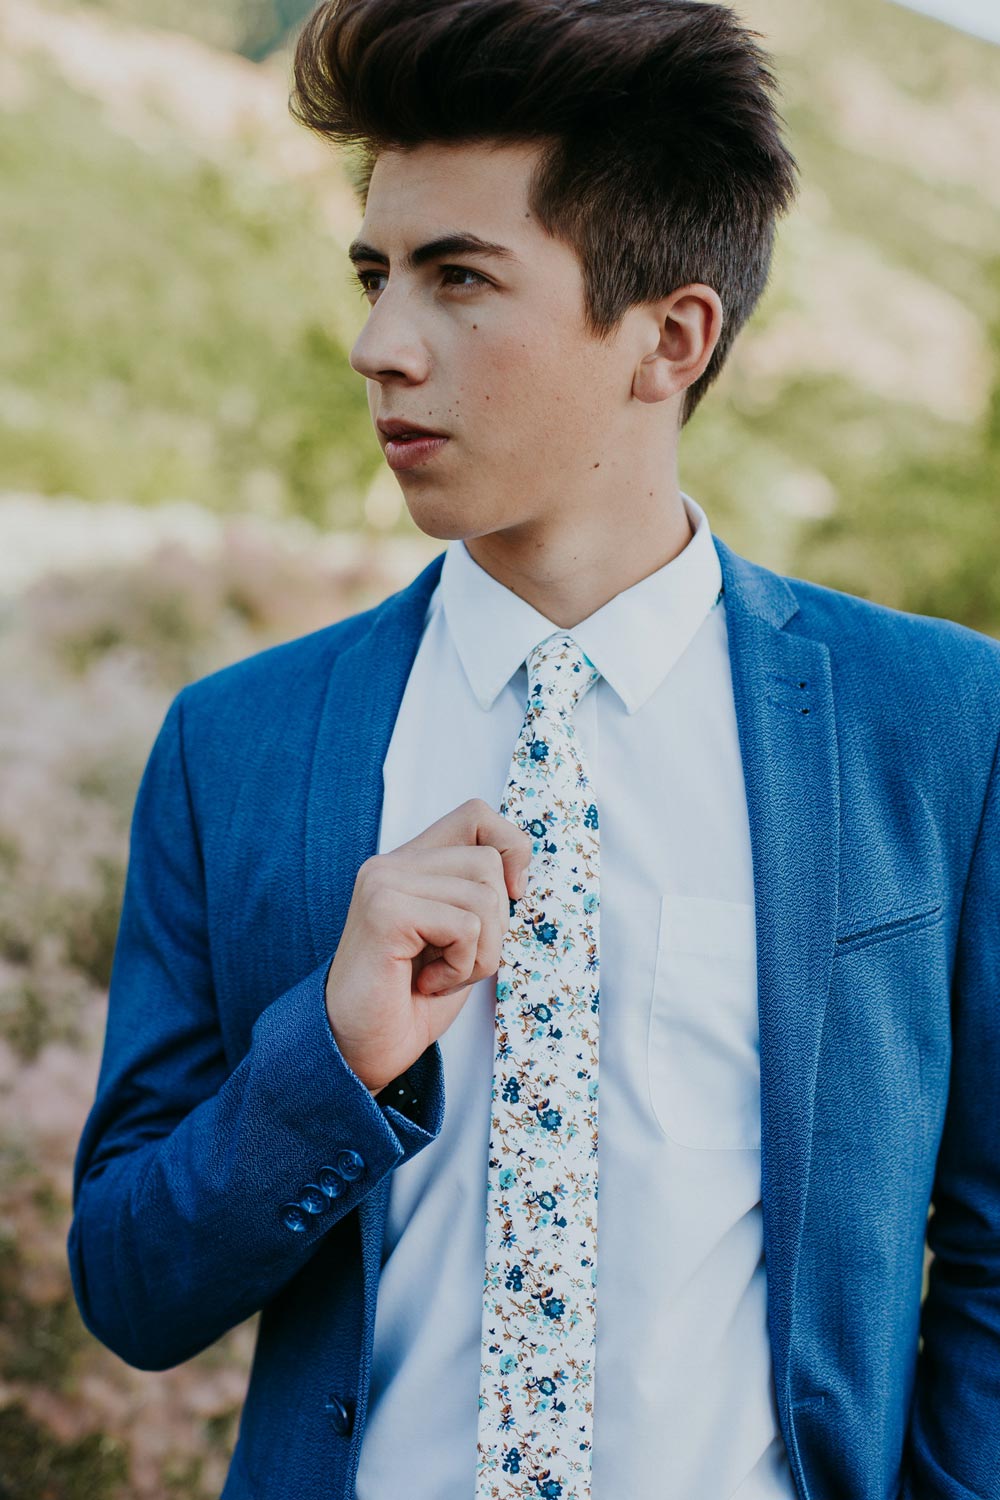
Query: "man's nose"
349 290 428 383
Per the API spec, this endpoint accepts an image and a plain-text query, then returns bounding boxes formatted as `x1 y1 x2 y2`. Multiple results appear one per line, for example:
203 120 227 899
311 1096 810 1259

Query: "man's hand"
324 799 533 1096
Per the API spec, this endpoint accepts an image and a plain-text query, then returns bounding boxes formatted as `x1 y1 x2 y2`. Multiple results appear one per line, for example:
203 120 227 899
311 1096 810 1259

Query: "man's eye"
353 265 490 297
439 265 490 289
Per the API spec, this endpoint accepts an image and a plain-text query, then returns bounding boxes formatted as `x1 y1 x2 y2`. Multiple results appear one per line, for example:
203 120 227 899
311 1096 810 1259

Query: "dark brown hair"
289 0 799 425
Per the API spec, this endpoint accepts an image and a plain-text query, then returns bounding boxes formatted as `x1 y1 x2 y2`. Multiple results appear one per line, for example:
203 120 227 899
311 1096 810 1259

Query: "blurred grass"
0 46 378 529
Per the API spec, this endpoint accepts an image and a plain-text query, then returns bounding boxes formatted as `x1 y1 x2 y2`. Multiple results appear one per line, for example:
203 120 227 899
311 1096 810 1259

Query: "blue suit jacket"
68 534 1000 1500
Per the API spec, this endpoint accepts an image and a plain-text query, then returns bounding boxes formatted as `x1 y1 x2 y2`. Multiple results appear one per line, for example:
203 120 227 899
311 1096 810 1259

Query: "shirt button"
335 1149 366 1181
318 1165 344 1198
299 1185 327 1214
280 1202 308 1232
324 1394 353 1437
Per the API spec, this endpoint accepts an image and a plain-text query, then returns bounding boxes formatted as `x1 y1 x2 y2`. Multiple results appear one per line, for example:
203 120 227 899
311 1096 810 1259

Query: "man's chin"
401 492 489 542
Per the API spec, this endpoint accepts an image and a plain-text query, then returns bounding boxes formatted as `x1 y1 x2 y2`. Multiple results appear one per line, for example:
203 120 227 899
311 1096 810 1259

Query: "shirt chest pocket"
646 894 760 1150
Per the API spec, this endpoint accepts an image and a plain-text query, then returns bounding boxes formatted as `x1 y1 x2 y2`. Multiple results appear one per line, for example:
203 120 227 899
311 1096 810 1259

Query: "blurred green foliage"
0 48 378 529
0 1402 128 1500
792 302 1000 637
678 0 1000 633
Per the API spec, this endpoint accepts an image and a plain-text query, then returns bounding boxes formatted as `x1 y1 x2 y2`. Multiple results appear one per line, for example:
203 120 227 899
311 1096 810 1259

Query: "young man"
67 2 1000 1497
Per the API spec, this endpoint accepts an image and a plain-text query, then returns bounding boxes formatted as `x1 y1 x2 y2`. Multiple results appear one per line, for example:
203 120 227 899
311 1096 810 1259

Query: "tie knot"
524 631 600 721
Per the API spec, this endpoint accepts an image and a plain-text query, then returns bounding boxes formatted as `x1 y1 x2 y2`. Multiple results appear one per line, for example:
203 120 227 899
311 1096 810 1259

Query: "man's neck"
462 490 694 629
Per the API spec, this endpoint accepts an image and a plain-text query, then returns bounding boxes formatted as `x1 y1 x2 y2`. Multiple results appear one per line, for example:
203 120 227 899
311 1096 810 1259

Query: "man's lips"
383 432 450 470
378 419 449 441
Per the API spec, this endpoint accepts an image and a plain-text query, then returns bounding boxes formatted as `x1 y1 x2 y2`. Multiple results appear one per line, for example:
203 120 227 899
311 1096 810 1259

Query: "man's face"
348 139 655 542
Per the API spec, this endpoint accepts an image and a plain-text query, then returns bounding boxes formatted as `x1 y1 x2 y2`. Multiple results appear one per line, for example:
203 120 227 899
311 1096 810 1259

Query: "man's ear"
631 285 724 406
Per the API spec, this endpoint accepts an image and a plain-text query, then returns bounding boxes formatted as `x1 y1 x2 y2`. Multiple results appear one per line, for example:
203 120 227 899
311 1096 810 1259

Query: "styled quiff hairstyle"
289 0 798 425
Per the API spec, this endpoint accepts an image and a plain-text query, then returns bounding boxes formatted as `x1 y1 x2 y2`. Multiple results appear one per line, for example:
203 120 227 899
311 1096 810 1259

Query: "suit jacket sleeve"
66 687 445 1373
903 724 1000 1496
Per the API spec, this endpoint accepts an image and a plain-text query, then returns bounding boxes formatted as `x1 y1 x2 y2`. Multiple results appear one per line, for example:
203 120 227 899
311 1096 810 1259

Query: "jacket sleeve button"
299 1185 327 1214
280 1202 309 1232
318 1165 344 1198
335 1149 366 1181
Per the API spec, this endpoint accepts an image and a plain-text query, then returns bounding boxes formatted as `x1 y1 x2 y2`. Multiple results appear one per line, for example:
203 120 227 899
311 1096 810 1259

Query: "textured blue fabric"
66 534 1000 1500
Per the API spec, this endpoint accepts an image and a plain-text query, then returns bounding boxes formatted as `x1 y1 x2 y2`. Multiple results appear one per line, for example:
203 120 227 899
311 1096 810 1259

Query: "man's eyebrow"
346 233 519 270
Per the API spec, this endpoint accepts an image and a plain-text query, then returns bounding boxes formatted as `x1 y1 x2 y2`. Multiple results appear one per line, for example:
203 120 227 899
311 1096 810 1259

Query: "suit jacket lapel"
304 549 447 965
714 534 840 1418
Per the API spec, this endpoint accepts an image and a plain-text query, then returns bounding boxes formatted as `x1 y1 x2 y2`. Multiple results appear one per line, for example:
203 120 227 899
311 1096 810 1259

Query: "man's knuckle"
366 880 396 920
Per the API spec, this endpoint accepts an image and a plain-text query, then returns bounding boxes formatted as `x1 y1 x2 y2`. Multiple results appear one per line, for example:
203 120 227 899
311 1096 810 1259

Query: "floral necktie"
476 630 602 1500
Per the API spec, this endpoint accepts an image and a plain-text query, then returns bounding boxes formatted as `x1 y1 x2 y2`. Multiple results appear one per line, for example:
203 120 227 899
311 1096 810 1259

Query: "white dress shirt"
354 493 798 1500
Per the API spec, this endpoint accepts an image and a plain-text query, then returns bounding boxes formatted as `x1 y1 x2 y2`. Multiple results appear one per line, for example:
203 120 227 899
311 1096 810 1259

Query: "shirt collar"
436 492 724 716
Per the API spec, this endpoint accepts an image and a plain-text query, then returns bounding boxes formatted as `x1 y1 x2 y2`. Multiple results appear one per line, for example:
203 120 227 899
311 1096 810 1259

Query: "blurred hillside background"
0 0 997 1492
